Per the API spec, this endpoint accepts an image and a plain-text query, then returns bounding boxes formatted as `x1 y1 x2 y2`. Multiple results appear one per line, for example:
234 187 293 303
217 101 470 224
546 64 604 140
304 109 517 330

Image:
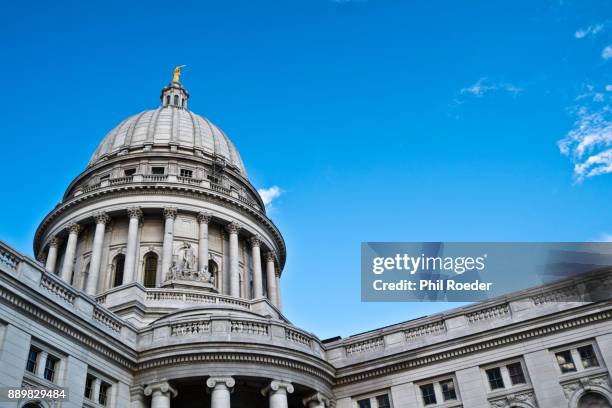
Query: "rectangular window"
507 362 526 385
207 174 219 183
43 355 59 382
578 345 599 369
357 399 371 408
124 168 136 176
151 167 165 175
420 383 437 405
440 379 457 401
84 374 95 399
25 347 39 373
180 169 193 178
556 350 577 373
376 395 391 408
486 367 505 390
99 382 110 406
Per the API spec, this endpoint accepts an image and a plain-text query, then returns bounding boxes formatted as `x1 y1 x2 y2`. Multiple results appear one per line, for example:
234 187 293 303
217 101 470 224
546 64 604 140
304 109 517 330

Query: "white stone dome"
89 106 247 176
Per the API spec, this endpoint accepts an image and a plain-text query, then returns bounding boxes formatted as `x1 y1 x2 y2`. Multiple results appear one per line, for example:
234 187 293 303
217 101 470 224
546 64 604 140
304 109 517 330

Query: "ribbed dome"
89 107 247 176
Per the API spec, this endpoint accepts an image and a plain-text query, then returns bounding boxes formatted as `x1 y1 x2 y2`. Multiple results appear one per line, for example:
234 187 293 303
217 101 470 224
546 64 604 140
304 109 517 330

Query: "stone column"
303 393 328 408
197 212 212 273
206 377 234 408
250 236 263 298
60 223 81 283
45 237 60 273
266 251 278 307
123 207 142 284
85 212 110 295
276 267 283 311
160 207 178 284
226 222 241 298
262 380 293 408
144 381 177 408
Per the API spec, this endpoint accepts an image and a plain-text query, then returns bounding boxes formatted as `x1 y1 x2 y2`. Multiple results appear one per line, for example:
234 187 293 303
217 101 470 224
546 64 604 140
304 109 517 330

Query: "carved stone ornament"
562 374 611 400
225 221 241 234
489 390 536 408
143 380 178 398
66 222 81 235
249 235 262 247
127 207 143 219
261 380 294 396
49 237 60 248
303 392 330 408
206 377 235 389
163 206 178 219
197 212 212 224
165 241 214 285
265 251 277 263
93 211 111 225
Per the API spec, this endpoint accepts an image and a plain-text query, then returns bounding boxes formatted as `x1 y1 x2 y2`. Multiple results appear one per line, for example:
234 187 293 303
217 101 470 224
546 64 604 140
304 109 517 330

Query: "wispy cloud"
603 45 612 60
557 85 612 182
460 77 523 98
258 186 283 207
575 23 605 39
596 233 612 242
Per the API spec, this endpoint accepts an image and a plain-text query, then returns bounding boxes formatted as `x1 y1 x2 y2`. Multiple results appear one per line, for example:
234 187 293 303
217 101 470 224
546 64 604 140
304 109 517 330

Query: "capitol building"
2 73 612 408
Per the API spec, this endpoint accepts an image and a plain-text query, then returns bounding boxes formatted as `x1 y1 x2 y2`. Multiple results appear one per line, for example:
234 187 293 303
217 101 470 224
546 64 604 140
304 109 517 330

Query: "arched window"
174 95 179 106
143 252 158 288
181 98 185 107
579 392 611 408
23 403 43 408
112 254 125 288
166 95 170 105
208 260 218 287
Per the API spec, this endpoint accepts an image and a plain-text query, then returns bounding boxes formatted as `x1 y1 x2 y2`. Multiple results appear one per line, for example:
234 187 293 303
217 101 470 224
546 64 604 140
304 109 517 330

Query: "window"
124 168 136 176
166 95 170 105
556 350 577 373
181 98 185 107
174 95 179 106
420 383 437 405
207 174 219 183
180 169 193 178
113 254 125 288
151 166 165 175
99 381 110 406
25 347 39 373
507 362 526 385
486 367 505 390
143 252 158 288
440 379 457 401
578 345 599 369
376 395 390 408
43 355 59 382
84 374 95 399
357 399 371 408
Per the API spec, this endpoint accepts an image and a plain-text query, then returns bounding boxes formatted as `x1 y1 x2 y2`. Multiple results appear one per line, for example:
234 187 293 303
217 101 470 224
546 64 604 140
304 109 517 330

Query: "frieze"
489 390 536 408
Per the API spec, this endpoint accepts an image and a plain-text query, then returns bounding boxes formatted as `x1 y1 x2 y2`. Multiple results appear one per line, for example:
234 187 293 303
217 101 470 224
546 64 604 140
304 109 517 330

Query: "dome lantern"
160 66 189 109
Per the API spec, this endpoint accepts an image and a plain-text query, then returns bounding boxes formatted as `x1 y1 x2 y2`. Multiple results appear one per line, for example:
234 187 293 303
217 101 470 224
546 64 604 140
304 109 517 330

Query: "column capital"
206 376 235 389
225 221 242 234
275 267 281 278
249 235 262 248
262 380 294 396
66 222 81 235
163 206 178 219
93 211 111 225
197 212 213 224
265 251 277 263
49 237 60 248
303 392 329 407
143 380 177 398
127 206 143 219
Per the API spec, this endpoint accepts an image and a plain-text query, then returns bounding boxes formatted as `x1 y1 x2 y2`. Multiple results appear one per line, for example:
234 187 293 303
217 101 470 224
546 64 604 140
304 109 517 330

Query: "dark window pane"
578 345 599 369
113 255 125 288
420 383 437 405
357 399 371 408
84 374 95 399
507 362 526 385
44 355 58 382
174 95 179 106
25 347 39 373
556 350 577 373
486 367 505 389
180 169 193 178
99 382 110 406
440 379 457 400
376 395 390 408
143 253 157 288
124 168 136 177
152 167 165 175
166 95 170 105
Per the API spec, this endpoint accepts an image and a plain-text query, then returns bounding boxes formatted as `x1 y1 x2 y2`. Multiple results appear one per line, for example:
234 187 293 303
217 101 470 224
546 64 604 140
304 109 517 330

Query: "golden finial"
173 65 187 82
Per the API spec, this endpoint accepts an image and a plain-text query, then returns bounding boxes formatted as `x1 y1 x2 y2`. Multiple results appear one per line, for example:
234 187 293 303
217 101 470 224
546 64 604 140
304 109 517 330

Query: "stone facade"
1 77 612 407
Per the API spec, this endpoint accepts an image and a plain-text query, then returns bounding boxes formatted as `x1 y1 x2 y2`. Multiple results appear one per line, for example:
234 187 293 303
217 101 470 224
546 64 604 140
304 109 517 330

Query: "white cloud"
575 23 604 39
606 85 612 92
460 77 523 98
257 186 283 207
558 96 612 181
596 233 612 242
603 45 612 60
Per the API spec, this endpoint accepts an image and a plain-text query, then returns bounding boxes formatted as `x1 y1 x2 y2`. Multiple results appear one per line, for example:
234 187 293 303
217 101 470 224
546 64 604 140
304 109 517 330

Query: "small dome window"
174 95 179 106
181 98 185 107
166 95 170 105
112 254 125 288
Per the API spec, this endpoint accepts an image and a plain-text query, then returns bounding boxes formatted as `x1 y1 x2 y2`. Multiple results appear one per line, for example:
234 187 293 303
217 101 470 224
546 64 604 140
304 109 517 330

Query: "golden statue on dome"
173 65 187 82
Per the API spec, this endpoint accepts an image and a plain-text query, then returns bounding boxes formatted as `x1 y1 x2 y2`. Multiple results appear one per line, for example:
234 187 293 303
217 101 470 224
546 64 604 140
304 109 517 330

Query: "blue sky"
0 0 611 339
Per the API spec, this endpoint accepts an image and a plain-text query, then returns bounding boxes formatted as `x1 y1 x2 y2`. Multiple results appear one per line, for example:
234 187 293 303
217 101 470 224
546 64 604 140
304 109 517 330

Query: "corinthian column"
160 207 178 284
60 223 81 283
250 236 263 298
45 237 60 273
262 380 294 408
143 381 177 408
206 377 234 408
226 222 241 298
123 207 142 284
197 212 212 273
266 251 278 307
85 212 110 295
